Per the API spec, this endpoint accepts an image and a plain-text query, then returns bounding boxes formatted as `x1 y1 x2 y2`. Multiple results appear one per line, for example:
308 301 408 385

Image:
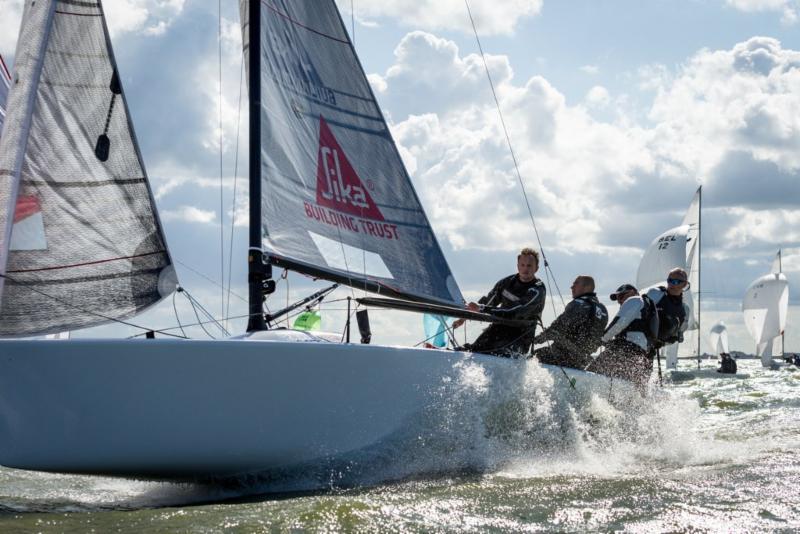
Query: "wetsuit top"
534 292 608 355
602 295 652 352
478 274 546 323
646 287 689 347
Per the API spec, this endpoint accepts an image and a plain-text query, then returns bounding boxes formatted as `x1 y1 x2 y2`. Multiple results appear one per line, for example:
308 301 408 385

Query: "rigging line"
218 0 225 329
128 311 266 337
463 0 565 315
352 0 368 297
182 290 222 339
172 291 188 338
0 273 186 339
185 291 217 339
175 259 247 304
226 51 246 327
183 288 230 336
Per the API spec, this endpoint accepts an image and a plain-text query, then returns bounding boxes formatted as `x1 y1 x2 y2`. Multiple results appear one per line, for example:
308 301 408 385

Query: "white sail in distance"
708 321 729 354
636 187 701 368
742 251 789 367
0 0 177 337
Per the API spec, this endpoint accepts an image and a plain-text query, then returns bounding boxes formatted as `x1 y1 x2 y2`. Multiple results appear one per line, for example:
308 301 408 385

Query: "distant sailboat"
708 321 729 355
636 187 701 369
743 250 789 367
0 0 634 481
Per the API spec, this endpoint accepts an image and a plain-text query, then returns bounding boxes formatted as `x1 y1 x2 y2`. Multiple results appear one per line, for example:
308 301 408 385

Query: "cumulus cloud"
0 1 23 57
104 0 186 37
0 0 186 62
335 0 542 35
162 206 217 224
726 0 799 24
585 86 611 108
372 32 800 271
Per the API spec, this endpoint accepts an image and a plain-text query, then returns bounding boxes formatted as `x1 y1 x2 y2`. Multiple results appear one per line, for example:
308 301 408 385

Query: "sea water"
2 357 800 532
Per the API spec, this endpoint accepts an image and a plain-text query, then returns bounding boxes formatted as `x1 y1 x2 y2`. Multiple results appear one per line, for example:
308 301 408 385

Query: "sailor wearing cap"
587 283 655 388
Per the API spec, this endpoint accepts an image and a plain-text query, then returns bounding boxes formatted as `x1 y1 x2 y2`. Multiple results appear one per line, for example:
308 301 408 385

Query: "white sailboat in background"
0 0 632 482
708 321 729 355
636 187 701 369
743 250 789 367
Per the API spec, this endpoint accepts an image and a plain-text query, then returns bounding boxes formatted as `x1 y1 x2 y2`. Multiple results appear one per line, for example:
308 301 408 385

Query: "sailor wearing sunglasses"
646 267 691 349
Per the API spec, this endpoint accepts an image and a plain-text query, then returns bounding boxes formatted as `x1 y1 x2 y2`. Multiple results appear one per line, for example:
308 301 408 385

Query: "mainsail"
0 0 176 337
743 250 789 366
636 187 701 367
240 0 463 306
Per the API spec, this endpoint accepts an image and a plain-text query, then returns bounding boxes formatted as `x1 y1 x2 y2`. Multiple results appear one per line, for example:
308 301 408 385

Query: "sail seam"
21 178 147 187
54 11 102 17
5 268 163 286
270 86 383 122
262 1 350 44
57 0 101 7
7 250 167 273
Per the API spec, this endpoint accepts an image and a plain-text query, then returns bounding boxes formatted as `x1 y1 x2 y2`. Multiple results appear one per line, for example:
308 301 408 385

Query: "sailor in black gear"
645 268 690 350
533 275 608 369
718 352 737 374
454 248 546 357
587 283 655 389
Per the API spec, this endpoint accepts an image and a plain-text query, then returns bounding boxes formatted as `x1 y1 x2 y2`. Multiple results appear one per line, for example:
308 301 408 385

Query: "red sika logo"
13 195 41 224
316 116 384 221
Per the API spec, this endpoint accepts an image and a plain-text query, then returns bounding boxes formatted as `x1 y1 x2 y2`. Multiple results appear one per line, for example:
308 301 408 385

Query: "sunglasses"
667 278 688 286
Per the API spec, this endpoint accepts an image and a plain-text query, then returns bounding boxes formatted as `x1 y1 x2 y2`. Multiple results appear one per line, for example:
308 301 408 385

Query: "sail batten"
242 0 464 306
0 0 177 337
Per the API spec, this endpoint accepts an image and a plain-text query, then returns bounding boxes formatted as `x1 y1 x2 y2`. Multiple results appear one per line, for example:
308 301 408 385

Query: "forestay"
0 0 176 337
240 0 463 306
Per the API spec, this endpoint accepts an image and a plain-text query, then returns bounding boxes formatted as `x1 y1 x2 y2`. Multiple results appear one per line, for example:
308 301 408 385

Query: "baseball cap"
610 284 637 301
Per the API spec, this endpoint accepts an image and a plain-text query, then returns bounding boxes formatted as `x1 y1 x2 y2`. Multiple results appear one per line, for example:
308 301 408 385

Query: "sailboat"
743 250 789 368
708 321 729 355
636 187 701 369
0 0 634 481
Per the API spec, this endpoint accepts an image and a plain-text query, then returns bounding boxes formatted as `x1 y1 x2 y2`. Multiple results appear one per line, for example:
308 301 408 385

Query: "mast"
246 0 269 332
697 185 702 368
780 249 785 358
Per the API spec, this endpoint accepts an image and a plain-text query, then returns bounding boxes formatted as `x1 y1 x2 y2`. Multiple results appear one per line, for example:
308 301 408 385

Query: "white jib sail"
636 188 700 368
742 268 789 367
0 0 177 337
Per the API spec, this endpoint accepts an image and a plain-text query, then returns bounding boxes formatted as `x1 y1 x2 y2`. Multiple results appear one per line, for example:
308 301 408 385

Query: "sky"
1 0 799 356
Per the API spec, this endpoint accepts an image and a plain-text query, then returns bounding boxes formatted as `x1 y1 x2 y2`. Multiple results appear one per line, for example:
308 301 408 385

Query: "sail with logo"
0 0 177 337
743 250 789 367
0 0 635 482
241 0 462 306
636 187 701 368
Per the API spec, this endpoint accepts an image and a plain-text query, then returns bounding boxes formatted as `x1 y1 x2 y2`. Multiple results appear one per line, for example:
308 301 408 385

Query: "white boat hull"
0 331 634 481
